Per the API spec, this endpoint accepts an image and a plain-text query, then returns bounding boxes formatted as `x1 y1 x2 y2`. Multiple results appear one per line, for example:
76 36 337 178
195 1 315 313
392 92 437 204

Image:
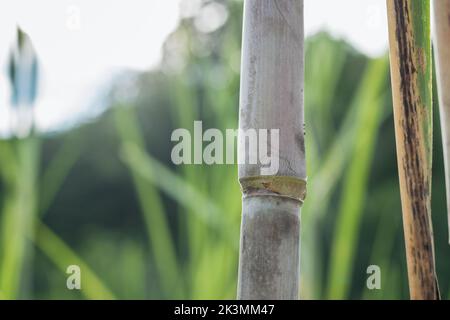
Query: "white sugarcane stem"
237 0 305 300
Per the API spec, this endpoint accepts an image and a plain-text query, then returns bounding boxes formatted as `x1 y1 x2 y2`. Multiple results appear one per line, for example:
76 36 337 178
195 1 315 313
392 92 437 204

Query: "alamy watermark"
366 265 381 290
66 265 81 290
66 5 81 31
171 121 279 175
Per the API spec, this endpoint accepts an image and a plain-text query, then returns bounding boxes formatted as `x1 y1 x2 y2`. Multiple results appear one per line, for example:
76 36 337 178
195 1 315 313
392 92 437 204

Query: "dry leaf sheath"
386 0 439 299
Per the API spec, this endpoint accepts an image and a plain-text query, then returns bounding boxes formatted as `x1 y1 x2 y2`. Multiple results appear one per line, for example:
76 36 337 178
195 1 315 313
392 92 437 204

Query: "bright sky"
0 0 389 137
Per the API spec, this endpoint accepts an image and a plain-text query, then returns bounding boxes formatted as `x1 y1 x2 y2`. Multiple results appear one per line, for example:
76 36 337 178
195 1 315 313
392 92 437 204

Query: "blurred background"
0 0 448 299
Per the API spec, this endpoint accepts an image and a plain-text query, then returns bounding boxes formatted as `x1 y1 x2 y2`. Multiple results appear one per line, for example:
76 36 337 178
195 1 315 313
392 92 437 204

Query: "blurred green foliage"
0 0 449 299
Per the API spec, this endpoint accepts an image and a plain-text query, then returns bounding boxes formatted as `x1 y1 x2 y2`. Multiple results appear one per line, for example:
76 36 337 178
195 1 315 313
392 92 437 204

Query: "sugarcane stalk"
237 0 306 299
433 0 450 243
386 0 440 299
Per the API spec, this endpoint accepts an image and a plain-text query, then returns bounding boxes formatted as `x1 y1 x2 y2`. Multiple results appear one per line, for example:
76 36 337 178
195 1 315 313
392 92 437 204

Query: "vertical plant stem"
237 0 305 299
386 0 440 299
432 0 450 243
